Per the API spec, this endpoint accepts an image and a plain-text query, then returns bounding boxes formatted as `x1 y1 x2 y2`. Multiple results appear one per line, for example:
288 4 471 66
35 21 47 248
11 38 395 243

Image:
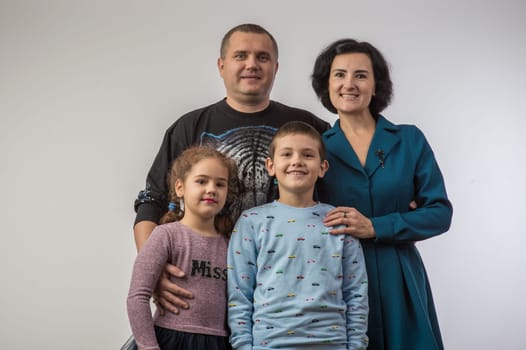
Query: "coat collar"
323 115 401 176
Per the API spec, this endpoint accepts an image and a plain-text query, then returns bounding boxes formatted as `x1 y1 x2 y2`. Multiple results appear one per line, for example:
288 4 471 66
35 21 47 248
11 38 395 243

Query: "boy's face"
266 133 328 198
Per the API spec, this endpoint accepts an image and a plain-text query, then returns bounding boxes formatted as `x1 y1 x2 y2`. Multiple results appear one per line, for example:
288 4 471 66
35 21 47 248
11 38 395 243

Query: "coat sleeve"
227 214 257 350
372 127 453 243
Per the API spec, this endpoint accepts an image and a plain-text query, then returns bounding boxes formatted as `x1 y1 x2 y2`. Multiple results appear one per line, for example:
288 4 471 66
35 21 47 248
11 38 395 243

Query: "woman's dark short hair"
311 39 393 116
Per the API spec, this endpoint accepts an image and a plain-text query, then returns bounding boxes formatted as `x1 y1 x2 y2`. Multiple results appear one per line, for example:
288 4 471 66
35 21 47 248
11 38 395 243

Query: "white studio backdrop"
1 0 525 349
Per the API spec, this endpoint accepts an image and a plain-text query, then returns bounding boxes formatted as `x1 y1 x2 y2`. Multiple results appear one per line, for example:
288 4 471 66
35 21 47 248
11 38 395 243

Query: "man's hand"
154 263 194 315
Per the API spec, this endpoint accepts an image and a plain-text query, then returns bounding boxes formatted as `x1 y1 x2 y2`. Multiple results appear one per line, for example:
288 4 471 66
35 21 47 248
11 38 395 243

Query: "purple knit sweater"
127 221 228 350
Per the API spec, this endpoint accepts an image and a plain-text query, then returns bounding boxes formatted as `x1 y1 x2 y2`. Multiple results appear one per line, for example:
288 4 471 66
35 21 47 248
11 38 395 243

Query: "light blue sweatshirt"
227 201 369 350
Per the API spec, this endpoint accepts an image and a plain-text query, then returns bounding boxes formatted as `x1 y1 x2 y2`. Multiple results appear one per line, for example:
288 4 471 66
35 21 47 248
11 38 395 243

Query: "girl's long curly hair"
160 146 240 237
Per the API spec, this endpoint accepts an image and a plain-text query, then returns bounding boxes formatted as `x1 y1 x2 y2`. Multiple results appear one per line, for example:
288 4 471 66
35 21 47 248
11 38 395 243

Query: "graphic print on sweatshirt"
201 125 277 212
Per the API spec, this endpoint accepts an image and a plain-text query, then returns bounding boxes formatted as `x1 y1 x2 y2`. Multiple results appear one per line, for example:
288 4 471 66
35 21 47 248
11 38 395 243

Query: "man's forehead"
227 32 275 51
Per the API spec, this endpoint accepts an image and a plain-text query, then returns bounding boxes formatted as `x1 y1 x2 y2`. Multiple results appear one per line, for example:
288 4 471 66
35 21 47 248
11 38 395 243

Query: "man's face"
218 31 278 109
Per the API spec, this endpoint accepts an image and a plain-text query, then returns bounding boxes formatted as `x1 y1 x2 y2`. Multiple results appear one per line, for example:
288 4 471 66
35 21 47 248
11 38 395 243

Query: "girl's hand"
323 206 375 239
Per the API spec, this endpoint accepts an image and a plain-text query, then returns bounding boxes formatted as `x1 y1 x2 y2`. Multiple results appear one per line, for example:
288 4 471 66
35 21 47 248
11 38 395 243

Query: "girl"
127 146 239 350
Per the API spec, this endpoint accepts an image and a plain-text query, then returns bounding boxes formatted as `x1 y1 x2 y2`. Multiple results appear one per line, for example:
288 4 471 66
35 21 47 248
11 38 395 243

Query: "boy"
227 121 369 350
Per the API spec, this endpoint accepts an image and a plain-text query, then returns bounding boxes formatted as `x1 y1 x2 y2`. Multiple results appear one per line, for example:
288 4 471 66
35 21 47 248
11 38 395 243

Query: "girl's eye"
196 179 206 185
216 182 226 188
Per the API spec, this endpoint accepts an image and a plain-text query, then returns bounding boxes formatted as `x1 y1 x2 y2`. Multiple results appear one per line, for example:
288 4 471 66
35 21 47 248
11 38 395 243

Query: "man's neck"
225 96 271 113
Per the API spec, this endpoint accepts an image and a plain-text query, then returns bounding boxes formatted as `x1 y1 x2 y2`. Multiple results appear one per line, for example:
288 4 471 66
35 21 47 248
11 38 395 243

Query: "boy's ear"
265 157 275 176
318 160 329 178
175 179 184 197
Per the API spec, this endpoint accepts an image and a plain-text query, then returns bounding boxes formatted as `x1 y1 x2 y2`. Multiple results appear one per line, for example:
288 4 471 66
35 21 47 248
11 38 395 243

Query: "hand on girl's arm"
153 263 193 315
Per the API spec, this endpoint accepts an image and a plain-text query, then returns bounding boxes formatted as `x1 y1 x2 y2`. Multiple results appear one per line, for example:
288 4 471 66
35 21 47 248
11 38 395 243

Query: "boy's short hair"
269 121 326 160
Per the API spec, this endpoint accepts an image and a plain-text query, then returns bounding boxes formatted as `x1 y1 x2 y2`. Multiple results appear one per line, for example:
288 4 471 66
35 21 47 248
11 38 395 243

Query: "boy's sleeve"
342 236 369 350
227 214 258 350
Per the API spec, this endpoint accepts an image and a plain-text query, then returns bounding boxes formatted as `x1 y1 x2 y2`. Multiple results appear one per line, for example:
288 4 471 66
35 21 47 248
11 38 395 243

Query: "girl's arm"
127 227 170 350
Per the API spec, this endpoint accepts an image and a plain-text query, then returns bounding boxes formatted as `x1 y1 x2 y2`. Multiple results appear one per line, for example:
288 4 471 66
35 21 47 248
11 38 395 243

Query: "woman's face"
328 52 375 117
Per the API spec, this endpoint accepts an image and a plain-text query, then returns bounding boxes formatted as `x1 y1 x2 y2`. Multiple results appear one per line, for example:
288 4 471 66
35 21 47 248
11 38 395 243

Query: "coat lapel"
324 116 401 177
323 120 366 175
364 116 401 176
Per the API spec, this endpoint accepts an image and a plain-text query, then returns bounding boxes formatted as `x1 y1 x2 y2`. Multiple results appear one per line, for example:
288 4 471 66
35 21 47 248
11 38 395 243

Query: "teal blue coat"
317 116 453 350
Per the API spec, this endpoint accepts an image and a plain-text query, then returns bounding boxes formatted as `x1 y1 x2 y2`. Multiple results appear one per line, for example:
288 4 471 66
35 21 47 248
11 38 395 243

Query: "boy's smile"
266 133 328 206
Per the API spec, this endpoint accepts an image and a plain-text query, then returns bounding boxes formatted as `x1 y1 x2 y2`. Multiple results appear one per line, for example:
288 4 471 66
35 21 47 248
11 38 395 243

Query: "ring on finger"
343 212 347 218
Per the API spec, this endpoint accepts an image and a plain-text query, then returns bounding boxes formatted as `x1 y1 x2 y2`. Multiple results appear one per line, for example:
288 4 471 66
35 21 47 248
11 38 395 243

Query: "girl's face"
328 52 376 118
175 157 229 220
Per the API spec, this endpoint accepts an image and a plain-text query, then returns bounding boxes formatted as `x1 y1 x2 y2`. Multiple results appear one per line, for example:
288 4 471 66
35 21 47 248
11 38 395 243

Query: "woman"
312 38 452 350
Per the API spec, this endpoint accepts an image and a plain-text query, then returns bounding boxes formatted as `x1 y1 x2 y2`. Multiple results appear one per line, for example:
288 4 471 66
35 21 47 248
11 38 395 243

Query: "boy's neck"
277 191 317 208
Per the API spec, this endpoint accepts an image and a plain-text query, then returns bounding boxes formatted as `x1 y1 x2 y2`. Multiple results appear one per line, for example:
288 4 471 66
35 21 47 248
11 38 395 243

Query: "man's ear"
318 160 329 178
265 157 275 176
217 57 224 76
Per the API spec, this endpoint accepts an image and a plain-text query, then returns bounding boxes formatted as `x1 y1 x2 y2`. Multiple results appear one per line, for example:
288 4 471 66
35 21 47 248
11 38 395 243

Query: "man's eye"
258 54 270 62
235 53 246 59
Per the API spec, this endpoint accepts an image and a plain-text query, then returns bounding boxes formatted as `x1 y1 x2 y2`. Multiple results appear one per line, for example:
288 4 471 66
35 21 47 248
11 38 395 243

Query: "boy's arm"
342 237 369 350
227 216 257 350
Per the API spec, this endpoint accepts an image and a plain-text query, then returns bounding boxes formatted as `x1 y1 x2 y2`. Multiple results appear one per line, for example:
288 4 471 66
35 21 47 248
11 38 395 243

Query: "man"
133 23 329 313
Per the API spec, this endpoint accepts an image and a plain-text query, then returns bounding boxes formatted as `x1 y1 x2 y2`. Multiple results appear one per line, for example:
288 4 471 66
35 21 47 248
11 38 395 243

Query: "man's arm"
133 118 197 313
134 220 157 252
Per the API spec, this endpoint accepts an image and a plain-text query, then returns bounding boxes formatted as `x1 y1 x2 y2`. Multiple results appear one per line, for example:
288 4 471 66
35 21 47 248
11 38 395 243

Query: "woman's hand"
153 263 194 315
323 206 375 239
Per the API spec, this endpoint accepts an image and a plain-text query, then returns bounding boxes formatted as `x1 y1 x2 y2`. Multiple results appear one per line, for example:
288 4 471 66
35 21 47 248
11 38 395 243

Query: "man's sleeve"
134 120 192 226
